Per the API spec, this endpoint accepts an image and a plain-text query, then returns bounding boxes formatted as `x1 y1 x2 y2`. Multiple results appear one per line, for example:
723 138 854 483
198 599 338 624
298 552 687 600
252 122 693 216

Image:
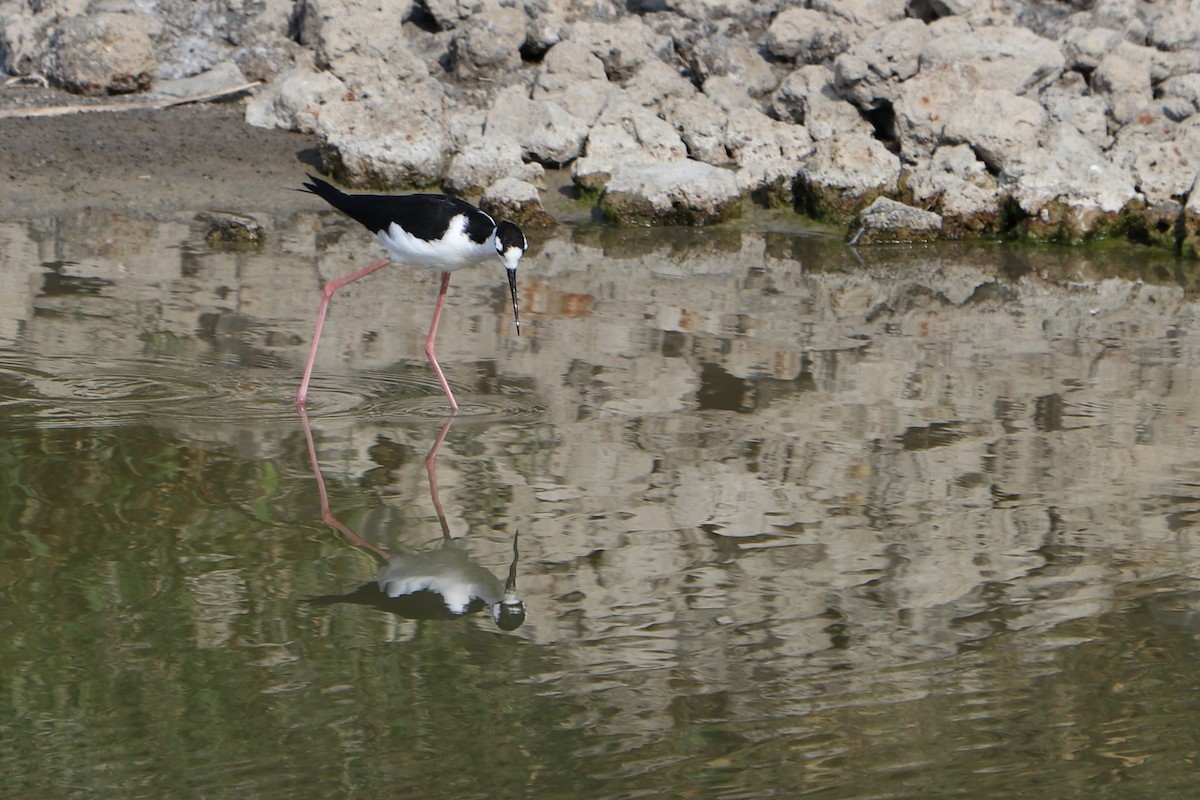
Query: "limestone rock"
532 40 615 124
451 6 527 78
1040 73 1111 148
851 197 943 244
598 160 741 226
423 0 487 31
1160 74 1200 122
766 8 850 64
904 145 1002 236
621 59 698 109
480 178 556 229
1091 41 1155 126
298 0 415 67
680 37 778 96
1182 175 1200 258
566 18 671 82
833 18 931 111
573 100 689 190
893 63 983 162
797 133 901 223
484 85 591 167
942 89 1047 173
1148 0 1200 52
445 135 545 195
43 12 156 95
999 124 1140 242
1109 116 1200 206
317 92 450 188
662 95 733 165
811 0 907 39
245 66 348 133
918 24 1064 96
771 64 873 141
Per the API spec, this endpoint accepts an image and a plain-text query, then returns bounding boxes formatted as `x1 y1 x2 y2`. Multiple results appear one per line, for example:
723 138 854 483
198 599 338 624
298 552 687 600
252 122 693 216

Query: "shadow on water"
5 209 1200 797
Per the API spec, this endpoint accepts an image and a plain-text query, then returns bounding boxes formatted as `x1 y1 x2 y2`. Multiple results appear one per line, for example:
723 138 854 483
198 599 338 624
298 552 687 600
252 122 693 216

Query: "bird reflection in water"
299 409 525 631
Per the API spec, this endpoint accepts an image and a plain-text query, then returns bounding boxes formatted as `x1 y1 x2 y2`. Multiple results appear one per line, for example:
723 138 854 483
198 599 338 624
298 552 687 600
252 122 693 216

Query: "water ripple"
0 352 544 428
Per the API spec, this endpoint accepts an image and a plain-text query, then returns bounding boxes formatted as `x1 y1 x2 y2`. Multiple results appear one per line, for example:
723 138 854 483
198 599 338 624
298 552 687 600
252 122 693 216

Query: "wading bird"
296 174 527 413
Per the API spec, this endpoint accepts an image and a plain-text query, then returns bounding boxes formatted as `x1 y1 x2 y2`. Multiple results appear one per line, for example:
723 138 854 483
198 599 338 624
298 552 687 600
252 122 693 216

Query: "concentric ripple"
0 352 544 429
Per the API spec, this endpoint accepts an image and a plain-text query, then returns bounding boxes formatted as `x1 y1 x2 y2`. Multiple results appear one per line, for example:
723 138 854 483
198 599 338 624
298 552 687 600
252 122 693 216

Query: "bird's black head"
493 598 526 631
494 221 526 335
494 221 527 270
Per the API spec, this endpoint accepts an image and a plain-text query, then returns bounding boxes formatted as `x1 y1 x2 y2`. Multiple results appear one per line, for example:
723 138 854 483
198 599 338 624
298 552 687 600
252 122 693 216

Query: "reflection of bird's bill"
505 530 520 596
507 268 520 335
494 530 525 631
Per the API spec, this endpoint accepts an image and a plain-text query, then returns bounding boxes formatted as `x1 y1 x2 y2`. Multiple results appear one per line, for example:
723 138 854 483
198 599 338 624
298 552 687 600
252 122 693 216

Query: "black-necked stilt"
296 174 528 413
299 408 525 630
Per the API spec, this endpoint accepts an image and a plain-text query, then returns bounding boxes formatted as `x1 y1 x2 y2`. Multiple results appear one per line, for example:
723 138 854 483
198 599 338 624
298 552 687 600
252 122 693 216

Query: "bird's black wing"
302 174 496 245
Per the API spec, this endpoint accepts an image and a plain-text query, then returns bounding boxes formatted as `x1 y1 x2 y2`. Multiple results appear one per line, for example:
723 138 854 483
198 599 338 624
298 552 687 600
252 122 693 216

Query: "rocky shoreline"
5 0 1200 255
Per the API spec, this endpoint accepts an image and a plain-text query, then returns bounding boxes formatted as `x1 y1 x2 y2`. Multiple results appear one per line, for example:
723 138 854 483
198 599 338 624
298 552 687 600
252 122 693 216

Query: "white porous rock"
298 0 415 67
245 66 347 133
681 37 778 96
43 11 157 95
905 144 1002 235
893 63 983 162
484 84 591 166
851 197 943 243
1160 74 1200 121
798 132 901 221
811 0 907 40
999 123 1140 239
662 94 733 165
942 89 1047 173
316 89 450 187
621 59 698 109
445 135 544 195
918 23 1064 96
1148 0 1200 52
766 8 850 64
480 177 555 229
572 98 689 190
833 18 932 112
532 40 615 124
771 64 873 141
1091 41 1155 125
451 5 527 78
1109 116 1200 206
598 160 742 226
1039 72 1112 148
566 18 672 82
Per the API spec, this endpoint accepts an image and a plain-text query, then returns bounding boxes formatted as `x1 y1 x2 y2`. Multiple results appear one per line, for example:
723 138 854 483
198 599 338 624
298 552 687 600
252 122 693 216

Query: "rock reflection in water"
4 210 1200 797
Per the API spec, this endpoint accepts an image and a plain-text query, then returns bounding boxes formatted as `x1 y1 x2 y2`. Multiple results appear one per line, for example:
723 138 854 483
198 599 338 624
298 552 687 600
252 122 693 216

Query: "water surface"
2 209 1200 797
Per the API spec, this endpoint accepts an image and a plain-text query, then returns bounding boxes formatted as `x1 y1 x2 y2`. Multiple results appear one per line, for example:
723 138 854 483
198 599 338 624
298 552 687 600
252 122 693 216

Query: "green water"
2 212 1200 797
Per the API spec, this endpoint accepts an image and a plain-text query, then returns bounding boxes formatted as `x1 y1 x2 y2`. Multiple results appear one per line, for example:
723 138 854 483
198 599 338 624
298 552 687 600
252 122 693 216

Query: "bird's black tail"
299 173 398 235
301 173 350 210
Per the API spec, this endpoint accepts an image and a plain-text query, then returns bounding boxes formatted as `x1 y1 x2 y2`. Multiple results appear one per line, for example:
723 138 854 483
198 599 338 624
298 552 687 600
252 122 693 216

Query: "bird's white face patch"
377 214 495 271
498 245 523 271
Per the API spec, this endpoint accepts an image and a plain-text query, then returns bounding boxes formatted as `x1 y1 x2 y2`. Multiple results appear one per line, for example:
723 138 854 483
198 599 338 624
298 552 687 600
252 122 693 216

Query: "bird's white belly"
377 216 495 272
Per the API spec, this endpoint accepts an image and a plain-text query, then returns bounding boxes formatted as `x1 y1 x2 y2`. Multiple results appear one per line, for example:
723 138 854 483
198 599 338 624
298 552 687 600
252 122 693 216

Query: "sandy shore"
0 88 321 220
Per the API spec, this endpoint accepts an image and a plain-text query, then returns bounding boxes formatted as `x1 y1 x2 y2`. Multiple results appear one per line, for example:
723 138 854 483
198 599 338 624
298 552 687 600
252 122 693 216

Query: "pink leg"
424 416 454 541
425 271 460 414
297 405 390 561
295 257 391 406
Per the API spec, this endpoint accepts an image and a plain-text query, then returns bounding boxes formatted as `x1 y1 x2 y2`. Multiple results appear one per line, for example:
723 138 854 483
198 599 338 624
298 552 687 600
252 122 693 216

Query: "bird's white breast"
376 214 496 272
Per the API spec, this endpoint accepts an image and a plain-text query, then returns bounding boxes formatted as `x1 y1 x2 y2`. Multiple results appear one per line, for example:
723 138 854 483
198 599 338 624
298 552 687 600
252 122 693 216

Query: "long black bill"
507 268 521 336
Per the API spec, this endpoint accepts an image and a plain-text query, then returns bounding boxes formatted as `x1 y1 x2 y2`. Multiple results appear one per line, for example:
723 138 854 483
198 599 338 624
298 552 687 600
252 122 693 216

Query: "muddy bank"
0 90 318 220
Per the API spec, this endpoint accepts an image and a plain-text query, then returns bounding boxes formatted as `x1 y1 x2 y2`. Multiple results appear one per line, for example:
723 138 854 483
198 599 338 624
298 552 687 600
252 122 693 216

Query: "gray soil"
0 89 322 220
